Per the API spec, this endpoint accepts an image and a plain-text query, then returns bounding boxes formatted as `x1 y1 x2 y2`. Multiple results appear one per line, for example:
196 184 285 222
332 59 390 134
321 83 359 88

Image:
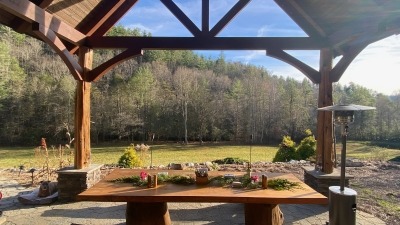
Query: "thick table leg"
244 203 284 225
126 202 171 225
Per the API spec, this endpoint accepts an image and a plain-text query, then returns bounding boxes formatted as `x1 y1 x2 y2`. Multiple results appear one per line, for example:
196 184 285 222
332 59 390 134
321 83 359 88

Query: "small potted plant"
195 168 209 185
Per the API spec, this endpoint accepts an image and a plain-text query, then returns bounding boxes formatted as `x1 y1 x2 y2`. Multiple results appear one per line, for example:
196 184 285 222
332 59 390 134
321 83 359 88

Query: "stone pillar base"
303 166 353 196
57 164 103 202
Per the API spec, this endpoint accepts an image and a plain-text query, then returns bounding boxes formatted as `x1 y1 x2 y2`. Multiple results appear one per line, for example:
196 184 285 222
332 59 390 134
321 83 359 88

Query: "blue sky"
119 0 400 95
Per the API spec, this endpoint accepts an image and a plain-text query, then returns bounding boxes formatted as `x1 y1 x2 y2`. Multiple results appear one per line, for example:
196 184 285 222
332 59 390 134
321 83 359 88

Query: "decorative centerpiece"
195 168 209 185
112 171 301 191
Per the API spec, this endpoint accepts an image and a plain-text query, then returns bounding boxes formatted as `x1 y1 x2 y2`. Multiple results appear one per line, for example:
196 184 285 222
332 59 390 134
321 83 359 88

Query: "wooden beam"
8 0 53 33
91 0 139 37
330 45 367 82
78 0 138 36
316 48 334 174
0 0 86 45
32 23 83 81
161 0 201 37
266 48 320 83
86 36 327 50
274 0 325 38
88 48 143 82
70 0 139 54
209 0 251 37
74 47 93 169
201 0 209 35
328 16 400 48
33 0 53 8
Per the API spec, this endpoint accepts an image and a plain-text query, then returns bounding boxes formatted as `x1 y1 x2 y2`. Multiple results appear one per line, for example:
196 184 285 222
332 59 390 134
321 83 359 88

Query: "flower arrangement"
139 171 148 180
112 171 195 186
250 175 259 182
112 172 301 191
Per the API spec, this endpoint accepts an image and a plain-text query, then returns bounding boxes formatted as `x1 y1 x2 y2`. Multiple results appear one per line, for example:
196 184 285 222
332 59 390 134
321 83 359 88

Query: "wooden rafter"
7 0 53 35
266 49 320 83
32 22 83 81
87 48 143 82
161 0 201 37
78 0 139 36
209 0 251 37
274 0 325 38
69 0 139 54
201 0 209 35
31 0 54 8
161 0 250 37
86 36 327 50
77 0 125 36
0 0 85 45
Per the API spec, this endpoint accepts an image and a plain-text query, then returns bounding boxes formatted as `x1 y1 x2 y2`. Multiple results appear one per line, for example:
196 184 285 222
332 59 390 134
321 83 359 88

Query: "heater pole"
340 125 348 191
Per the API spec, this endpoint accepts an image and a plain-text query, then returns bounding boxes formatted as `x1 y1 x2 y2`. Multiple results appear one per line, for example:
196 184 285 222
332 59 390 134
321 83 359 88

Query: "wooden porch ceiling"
1 0 400 82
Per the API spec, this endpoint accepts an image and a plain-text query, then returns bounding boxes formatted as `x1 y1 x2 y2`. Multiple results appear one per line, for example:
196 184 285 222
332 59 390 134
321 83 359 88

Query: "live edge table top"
77 169 328 205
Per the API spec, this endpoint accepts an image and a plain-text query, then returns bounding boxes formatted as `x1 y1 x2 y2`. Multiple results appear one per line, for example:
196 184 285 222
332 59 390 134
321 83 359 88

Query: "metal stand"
340 125 348 191
329 124 357 225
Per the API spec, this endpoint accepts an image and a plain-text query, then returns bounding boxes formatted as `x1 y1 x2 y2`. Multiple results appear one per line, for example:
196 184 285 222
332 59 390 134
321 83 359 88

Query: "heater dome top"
318 104 375 112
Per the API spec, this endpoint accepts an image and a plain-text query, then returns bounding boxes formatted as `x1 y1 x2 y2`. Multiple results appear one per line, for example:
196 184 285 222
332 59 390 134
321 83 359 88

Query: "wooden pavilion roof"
1 0 392 172
1 0 400 82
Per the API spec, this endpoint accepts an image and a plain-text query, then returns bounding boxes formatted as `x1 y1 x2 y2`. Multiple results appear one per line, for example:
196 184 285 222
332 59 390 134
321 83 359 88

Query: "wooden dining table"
77 169 328 225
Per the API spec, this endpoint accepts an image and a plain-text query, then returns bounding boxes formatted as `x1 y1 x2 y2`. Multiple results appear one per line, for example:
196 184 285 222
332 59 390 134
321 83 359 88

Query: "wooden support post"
244 203 284 225
316 48 334 174
74 47 93 169
126 202 171 225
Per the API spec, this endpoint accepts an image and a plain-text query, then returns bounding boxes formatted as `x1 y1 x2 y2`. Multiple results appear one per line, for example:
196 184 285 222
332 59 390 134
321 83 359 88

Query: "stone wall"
303 166 353 196
57 164 103 202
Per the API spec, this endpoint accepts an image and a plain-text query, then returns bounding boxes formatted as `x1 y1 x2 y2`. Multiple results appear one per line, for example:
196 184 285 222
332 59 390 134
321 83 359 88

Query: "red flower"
140 171 148 180
250 175 259 182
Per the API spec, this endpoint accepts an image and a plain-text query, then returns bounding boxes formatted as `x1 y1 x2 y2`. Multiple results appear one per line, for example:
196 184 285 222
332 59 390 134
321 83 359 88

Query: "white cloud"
231 50 265 64
339 35 400 95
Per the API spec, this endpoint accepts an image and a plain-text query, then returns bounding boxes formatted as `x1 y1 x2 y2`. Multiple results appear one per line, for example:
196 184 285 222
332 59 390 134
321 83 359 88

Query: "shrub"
118 144 143 168
212 157 248 164
273 136 297 162
296 129 317 160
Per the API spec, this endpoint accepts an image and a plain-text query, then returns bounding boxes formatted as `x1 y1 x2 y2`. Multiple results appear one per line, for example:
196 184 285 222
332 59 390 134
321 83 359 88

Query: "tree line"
0 25 399 146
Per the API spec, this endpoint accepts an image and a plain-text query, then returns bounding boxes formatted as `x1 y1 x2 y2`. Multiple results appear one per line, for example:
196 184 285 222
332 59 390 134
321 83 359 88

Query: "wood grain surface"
77 169 328 205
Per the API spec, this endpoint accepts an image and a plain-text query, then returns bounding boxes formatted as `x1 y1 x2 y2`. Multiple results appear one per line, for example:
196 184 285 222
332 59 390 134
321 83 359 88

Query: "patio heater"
318 104 375 225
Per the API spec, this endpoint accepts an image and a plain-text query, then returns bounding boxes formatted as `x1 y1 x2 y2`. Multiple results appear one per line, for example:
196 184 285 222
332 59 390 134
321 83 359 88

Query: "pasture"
0 141 398 169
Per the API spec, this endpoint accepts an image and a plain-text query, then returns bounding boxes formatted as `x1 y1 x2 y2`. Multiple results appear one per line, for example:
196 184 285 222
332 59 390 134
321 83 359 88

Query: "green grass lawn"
0 141 398 169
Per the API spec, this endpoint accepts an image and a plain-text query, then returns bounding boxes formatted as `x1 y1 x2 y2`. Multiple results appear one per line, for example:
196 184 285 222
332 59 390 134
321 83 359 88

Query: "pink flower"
250 175 259 182
140 171 148 180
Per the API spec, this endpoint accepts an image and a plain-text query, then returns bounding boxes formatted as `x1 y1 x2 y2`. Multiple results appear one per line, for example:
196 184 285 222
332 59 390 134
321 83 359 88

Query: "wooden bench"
77 169 327 225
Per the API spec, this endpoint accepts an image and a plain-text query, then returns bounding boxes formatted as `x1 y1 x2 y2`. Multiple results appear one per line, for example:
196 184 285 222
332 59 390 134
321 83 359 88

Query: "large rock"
169 163 186 170
341 159 365 167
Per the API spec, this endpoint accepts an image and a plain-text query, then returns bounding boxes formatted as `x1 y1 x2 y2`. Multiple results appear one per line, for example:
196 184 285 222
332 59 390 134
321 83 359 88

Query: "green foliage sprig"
112 175 147 186
112 174 301 191
209 176 234 187
168 175 195 185
212 157 249 164
111 174 195 186
267 178 301 191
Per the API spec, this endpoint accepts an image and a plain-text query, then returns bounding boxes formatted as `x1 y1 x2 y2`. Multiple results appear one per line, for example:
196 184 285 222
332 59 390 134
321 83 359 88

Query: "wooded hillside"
1 25 399 146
